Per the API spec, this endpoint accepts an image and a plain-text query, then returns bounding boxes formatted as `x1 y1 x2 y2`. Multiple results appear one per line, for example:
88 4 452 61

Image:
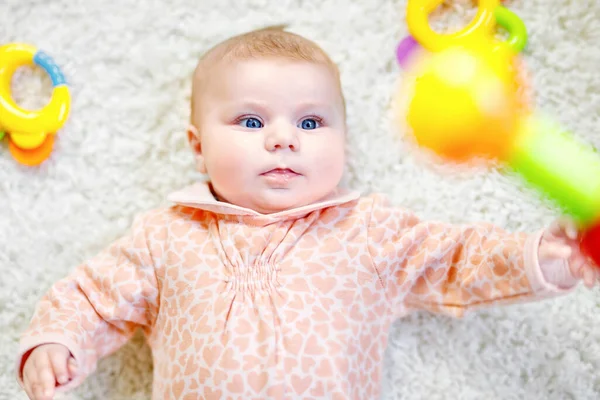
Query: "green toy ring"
495 6 527 53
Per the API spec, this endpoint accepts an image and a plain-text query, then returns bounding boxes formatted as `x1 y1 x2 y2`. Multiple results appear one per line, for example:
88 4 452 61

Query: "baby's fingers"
539 242 571 260
67 357 78 379
22 356 40 399
582 265 598 288
549 218 579 240
22 374 36 400
49 350 70 385
33 353 56 400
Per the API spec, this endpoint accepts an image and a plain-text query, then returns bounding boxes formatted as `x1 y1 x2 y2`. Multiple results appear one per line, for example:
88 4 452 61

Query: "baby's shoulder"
353 192 395 210
133 204 205 228
352 192 420 225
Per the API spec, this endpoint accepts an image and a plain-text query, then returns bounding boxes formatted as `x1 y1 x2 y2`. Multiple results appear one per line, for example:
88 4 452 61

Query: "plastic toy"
0 43 71 166
397 0 600 266
397 4 527 68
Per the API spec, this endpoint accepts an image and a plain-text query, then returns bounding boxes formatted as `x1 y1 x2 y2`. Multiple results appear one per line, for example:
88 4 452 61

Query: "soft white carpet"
1 0 599 399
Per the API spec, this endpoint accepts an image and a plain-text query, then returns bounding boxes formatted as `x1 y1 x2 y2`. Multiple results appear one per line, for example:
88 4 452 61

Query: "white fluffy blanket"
1 0 599 399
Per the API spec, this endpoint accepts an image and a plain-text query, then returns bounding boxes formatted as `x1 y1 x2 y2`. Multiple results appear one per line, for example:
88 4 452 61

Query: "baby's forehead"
191 34 346 120
196 55 338 81
193 56 343 102
226 57 337 79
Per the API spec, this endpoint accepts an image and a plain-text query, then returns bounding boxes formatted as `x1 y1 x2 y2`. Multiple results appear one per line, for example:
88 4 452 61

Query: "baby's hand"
22 344 77 400
539 218 600 289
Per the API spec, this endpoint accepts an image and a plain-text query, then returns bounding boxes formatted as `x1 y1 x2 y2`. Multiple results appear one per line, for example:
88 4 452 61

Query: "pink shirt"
16 182 567 399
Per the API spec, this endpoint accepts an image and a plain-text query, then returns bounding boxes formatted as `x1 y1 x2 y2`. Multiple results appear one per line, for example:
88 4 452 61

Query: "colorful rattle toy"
397 3 527 68
0 43 71 166
397 0 600 266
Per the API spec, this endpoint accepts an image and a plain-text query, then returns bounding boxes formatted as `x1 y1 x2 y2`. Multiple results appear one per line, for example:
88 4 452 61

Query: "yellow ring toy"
0 43 71 165
407 0 499 53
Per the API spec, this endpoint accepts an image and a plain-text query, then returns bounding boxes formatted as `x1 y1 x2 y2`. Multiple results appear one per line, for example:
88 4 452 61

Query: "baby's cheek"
209 139 253 174
317 139 345 177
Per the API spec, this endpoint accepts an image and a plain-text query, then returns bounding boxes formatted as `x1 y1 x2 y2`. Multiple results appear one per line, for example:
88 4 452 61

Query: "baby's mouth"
260 168 301 186
261 168 300 177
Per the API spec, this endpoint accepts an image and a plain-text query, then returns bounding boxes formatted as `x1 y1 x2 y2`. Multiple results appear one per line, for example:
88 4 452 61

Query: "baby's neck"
208 183 227 203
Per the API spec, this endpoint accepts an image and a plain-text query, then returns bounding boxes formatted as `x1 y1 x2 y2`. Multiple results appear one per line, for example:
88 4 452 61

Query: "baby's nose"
265 124 300 151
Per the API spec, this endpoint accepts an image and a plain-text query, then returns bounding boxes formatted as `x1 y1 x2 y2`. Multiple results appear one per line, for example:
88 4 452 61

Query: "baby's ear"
187 125 207 174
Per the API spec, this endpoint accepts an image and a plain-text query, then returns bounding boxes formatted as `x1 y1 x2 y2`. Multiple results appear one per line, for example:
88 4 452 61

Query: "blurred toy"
0 43 71 166
397 0 600 266
396 2 527 68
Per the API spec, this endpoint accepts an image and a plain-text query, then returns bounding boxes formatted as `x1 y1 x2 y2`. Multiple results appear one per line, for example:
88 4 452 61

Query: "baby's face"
192 58 346 214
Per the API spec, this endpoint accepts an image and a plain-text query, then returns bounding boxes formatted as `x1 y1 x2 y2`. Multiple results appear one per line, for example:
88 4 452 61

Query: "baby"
16 26 599 400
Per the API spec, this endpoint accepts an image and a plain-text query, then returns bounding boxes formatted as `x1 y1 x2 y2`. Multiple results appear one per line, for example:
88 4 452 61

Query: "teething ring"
0 43 71 155
9 133 55 166
398 4 528 68
407 0 499 52
494 6 527 53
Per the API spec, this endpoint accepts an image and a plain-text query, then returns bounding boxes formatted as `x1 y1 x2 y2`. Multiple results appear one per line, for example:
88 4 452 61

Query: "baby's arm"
16 211 163 395
366 195 578 318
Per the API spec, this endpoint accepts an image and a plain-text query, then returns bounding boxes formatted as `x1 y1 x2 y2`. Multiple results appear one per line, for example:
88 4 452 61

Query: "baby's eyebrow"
295 102 335 114
224 100 270 114
221 99 340 117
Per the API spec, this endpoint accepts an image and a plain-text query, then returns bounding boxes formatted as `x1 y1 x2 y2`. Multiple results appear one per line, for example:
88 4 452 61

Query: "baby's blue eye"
240 117 263 129
299 118 320 130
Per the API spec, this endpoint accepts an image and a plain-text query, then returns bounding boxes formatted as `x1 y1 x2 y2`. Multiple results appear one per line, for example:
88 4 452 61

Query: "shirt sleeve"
366 194 574 318
15 210 163 392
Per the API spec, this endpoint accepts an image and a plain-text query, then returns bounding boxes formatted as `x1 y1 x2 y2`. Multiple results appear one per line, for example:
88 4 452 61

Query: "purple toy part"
396 35 421 68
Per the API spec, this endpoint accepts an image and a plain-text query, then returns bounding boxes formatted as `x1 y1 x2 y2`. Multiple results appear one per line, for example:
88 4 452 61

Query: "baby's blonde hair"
190 25 345 127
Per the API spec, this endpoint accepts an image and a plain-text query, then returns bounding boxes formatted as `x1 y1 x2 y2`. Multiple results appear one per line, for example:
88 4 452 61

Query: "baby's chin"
222 190 329 215
244 195 316 214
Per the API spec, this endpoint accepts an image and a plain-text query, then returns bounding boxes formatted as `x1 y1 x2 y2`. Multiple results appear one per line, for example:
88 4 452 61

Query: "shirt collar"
167 180 361 219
